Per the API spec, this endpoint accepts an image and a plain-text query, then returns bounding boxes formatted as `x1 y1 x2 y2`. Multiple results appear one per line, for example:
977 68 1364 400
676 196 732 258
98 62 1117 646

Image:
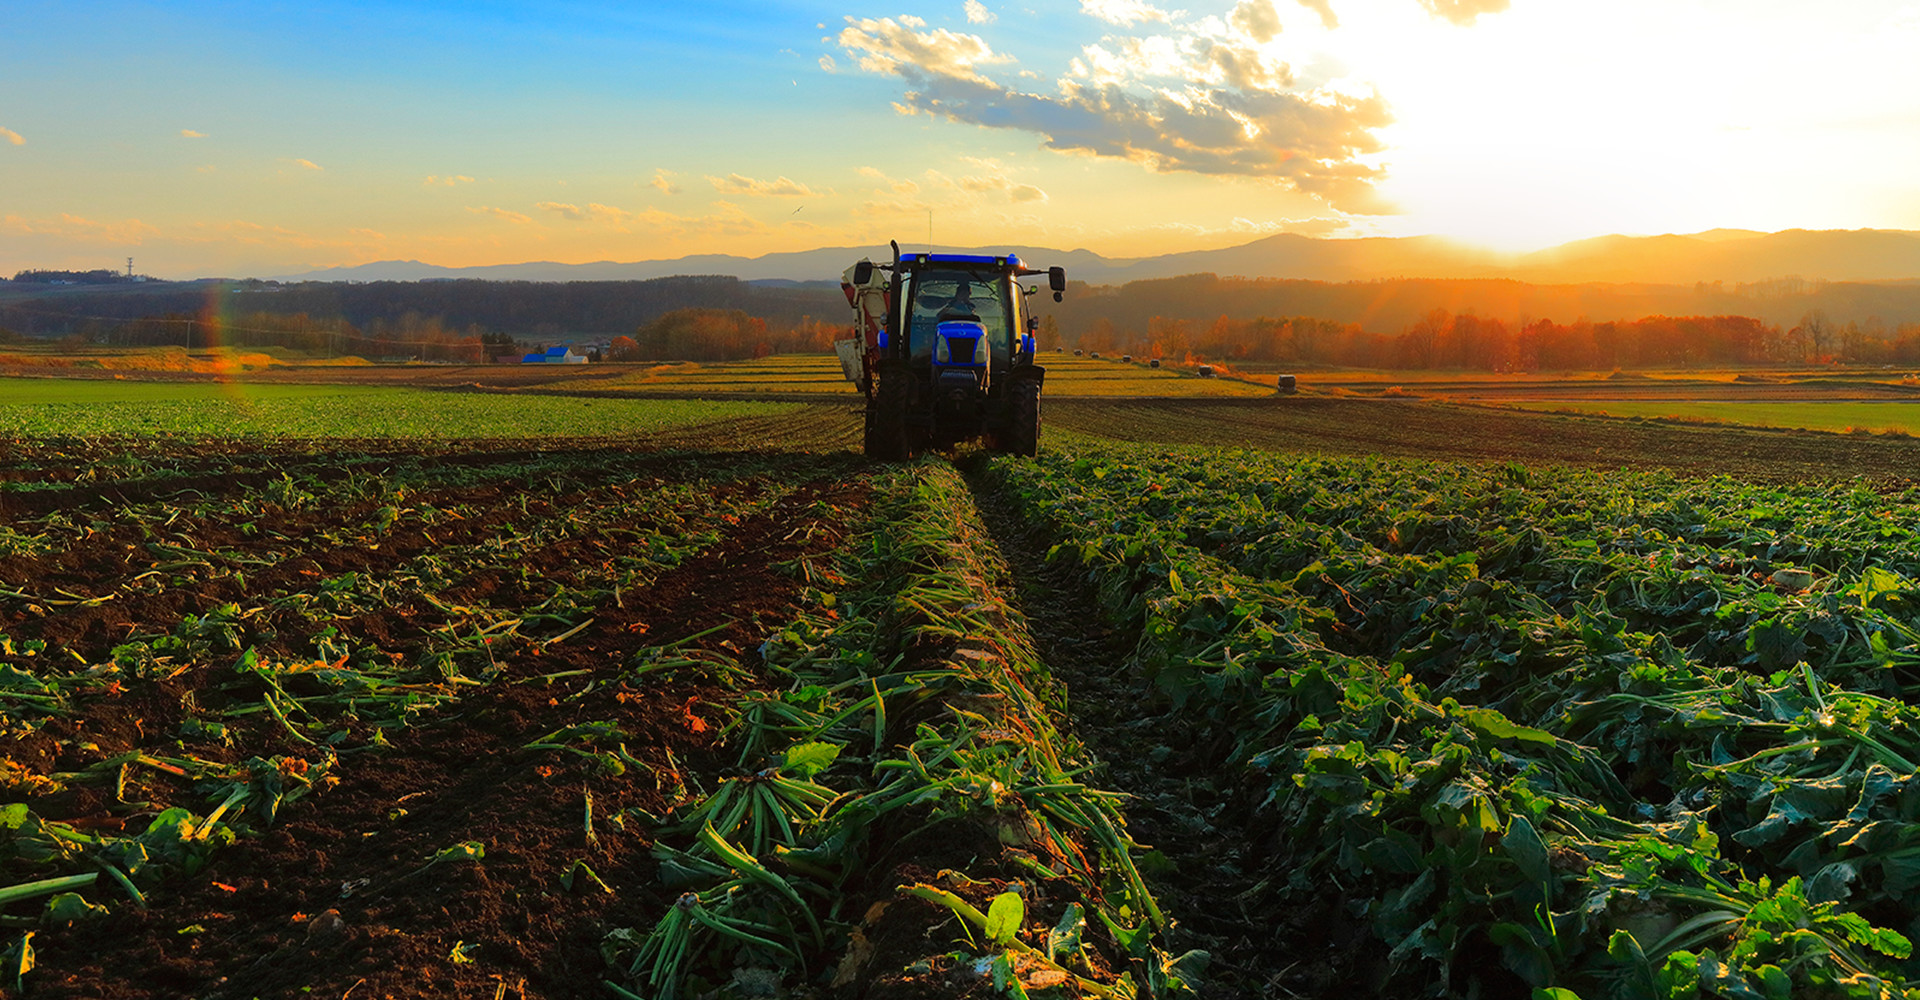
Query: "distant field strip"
597 352 1276 397
1507 399 1920 434
0 379 797 438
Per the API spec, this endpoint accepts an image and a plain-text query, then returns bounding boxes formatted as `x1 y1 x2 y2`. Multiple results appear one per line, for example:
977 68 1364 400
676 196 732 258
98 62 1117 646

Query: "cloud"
587 203 634 226
180 129 208 139
650 169 682 195
531 201 637 229
1081 0 1172 26
1295 0 1337 28
284 158 323 171
0 127 23 146
1419 0 1509 25
836 12 1392 212
965 0 996 24
951 163 1050 203
859 165 921 195
2 213 160 243
707 173 817 197
536 201 587 220
425 174 475 186
1229 0 1282 43
627 201 783 241
176 220 388 252
837 16 1010 84
467 206 533 224
819 53 838 72
1230 214 1348 236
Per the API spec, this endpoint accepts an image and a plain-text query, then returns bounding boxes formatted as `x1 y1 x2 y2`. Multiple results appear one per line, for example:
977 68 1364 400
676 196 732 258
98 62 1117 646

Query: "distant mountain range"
275 228 1920 288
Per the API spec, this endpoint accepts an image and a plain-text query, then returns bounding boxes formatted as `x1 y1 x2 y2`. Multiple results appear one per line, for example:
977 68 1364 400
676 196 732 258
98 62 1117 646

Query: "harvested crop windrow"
607 459 1194 998
985 442 1920 999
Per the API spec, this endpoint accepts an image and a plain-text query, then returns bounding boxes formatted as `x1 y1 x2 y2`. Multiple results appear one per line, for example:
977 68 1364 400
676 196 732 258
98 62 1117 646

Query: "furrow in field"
16 460 877 1000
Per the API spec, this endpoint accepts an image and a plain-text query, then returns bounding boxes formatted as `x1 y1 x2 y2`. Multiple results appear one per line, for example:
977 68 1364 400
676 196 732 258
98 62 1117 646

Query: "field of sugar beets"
10 400 1920 1000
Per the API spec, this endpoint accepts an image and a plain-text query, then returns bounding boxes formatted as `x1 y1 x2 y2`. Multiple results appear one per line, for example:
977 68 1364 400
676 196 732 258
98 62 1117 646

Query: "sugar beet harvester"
837 241 1067 460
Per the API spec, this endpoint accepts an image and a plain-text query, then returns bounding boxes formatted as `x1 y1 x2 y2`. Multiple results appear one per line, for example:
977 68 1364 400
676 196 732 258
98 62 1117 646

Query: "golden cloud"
468 206 533 224
2 212 160 243
707 173 817 197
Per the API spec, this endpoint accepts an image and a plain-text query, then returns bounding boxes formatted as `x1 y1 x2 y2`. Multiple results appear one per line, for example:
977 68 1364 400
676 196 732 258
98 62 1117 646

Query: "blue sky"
6 0 1920 278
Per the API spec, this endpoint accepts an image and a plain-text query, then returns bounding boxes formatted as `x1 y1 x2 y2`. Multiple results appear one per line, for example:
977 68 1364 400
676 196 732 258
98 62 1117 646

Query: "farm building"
521 345 587 364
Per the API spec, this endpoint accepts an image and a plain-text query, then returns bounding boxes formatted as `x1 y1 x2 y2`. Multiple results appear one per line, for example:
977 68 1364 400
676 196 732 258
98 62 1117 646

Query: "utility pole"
126 257 133 279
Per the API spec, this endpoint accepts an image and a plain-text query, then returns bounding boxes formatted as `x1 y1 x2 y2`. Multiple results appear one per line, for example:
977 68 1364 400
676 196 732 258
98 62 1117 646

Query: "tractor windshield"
906 270 1012 366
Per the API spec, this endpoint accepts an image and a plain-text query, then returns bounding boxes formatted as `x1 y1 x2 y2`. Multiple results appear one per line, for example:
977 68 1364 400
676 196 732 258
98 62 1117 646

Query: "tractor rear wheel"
865 366 912 461
1006 377 1041 457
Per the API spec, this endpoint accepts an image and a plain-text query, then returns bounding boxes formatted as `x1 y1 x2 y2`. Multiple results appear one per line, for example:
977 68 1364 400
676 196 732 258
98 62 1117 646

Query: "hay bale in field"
1196 364 1214 377
1148 358 1160 368
1073 349 1083 356
1121 354 1132 363
1275 374 1297 394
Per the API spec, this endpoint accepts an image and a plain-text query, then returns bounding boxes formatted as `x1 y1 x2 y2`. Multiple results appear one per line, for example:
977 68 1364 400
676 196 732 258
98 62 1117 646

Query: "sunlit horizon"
6 0 1920 279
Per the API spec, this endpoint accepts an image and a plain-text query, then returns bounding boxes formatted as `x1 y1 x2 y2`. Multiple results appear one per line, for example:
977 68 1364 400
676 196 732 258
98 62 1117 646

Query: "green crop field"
1508 399 1920 436
0 379 801 438
8 382 1920 999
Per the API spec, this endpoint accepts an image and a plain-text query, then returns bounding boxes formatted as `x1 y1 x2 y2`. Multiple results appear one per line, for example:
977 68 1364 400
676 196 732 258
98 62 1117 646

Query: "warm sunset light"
21 8 1920 1000
5 0 1920 276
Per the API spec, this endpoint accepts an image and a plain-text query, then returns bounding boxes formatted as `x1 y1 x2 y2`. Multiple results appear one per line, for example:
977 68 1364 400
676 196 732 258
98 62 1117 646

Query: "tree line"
1079 310 1920 370
10 272 1920 369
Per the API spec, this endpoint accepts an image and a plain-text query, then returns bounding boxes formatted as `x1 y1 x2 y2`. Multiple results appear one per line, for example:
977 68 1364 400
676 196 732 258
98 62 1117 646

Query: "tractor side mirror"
1049 266 1066 302
853 260 874 285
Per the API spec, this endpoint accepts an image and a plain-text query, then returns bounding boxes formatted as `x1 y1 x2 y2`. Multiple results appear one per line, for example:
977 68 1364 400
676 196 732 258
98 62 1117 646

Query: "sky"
4 0 1920 279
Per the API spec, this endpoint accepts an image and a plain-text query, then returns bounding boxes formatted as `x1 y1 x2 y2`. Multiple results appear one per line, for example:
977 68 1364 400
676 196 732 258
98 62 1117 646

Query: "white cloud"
425 174 475 186
1419 0 1509 26
1080 0 1172 27
965 0 996 24
650 169 682 195
1229 0 1282 43
284 158 323 171
837 16 1010 85
819 53 839 72
835 10 1391 212
180 129 208 139
0 127 24 146
707 173 817 197
467 206 532 224
1295 0 1337 29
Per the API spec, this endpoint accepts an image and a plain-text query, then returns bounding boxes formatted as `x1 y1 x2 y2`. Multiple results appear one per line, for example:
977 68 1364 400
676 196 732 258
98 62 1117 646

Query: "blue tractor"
838 241 1066 460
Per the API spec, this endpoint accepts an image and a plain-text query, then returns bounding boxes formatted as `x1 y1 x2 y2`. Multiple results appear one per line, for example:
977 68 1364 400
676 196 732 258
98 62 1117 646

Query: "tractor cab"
840 244 1066 460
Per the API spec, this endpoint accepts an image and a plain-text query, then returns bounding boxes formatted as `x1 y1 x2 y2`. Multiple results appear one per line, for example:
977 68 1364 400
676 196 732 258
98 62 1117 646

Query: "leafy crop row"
603 460 1192 997
987 443 1920 999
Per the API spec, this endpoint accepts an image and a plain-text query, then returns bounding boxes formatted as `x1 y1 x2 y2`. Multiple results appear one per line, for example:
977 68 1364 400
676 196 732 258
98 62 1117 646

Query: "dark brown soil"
2 441 875 1000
